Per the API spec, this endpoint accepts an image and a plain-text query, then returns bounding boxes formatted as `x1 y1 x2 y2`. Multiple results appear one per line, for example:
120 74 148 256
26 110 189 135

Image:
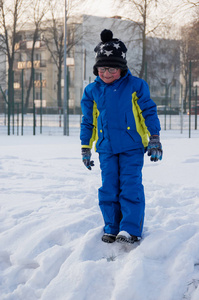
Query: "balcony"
13 60 47 70
13 79 47 89
14 40 45 51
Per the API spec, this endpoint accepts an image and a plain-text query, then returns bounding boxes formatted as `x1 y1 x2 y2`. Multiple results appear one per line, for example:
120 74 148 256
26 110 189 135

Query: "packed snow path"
0 132 199 300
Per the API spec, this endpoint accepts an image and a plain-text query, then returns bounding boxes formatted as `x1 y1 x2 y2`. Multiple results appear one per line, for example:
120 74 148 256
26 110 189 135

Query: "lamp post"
63 0 69 135
188 59 199 138
188 61 191 138
195 85 197 130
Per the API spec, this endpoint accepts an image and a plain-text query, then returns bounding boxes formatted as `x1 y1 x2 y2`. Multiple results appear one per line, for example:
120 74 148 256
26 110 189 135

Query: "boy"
80 29 162 244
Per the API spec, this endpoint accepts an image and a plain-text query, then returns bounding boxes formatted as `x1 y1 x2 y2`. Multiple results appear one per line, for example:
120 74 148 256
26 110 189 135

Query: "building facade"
0 15 181 114
13 30 56 111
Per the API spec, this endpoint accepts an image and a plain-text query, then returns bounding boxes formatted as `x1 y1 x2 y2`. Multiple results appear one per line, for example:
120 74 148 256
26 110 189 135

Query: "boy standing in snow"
80 29 162 244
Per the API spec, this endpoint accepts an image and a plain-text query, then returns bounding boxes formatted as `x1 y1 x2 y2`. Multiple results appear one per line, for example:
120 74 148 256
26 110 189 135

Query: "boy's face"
98 67 121 84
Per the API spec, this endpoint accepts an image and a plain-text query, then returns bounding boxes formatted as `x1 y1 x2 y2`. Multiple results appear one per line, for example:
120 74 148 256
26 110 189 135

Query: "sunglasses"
97 67 119 74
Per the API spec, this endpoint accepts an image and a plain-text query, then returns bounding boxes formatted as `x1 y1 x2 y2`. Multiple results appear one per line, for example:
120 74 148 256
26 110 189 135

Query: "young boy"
80 29 162 244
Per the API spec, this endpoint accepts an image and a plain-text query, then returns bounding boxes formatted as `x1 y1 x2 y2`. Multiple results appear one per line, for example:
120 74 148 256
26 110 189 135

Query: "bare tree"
146 37 181 107
183 0 199 7
0 0 28 133
42 9 65 108
43 2 83 108
24 0 50 110
180 31 189 113
181 11 199 111
115 0 170 78
0 0 23 102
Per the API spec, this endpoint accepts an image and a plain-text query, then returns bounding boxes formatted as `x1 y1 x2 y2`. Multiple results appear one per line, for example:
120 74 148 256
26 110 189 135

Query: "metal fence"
0 104 199 136
0 103 81 136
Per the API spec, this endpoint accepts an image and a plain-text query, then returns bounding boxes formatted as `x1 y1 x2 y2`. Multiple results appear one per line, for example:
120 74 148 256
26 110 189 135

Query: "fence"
0 103 81 136
0 103 199 136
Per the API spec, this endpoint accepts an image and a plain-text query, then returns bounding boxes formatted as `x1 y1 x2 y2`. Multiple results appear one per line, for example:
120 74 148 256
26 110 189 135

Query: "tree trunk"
138 0 147 79
25 30 38 111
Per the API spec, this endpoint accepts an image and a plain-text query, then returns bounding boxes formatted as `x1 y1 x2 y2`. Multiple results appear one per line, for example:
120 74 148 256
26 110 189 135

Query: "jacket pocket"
125 111 141 143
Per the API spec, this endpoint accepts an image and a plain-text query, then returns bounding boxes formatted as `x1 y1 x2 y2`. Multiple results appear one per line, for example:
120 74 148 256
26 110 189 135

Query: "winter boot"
102 233 116 243
116 231 139 244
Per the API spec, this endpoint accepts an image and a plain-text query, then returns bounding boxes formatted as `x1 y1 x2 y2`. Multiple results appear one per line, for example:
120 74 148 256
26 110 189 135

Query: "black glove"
81 148 94 170
147 135 163 162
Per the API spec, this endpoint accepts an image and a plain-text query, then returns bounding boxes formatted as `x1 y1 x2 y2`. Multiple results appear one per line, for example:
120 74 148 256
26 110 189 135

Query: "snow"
1 130 199 300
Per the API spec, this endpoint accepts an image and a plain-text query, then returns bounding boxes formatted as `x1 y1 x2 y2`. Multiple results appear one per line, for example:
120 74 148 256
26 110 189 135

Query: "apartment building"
9 15 142 113
13 30 56 110
1 15 181 113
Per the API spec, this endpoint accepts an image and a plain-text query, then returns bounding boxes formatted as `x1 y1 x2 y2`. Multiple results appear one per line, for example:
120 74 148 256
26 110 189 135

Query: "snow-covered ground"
0 130 199 300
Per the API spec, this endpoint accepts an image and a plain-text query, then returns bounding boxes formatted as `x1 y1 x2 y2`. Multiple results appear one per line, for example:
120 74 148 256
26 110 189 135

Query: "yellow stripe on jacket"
132 92 150 148
81 100 99 149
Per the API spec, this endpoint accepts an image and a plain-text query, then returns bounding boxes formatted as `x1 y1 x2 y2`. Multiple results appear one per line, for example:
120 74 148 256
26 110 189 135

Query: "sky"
70 0 197 27
1 0 197 35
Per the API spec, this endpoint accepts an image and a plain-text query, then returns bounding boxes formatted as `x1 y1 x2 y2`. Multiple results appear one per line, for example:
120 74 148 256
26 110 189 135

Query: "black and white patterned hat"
93 29 128 76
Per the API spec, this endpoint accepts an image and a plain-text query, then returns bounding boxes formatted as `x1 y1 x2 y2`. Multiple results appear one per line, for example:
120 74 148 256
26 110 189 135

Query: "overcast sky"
70 0 197 26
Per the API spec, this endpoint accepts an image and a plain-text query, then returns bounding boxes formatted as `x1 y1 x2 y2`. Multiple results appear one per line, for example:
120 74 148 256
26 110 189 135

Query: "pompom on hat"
93 29 128 76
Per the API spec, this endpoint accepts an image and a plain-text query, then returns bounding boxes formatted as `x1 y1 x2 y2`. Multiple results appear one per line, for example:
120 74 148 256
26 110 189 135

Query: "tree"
115 0 169 79
24 0 50 110
0 0 27 134
183 0 199 6
43 1 83 108
43 11 65 108
180 30 189 113
181 10 199 112
146 37 181 107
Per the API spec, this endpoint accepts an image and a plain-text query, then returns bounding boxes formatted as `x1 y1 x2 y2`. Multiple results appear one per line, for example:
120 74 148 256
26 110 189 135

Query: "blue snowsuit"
80 70 161 237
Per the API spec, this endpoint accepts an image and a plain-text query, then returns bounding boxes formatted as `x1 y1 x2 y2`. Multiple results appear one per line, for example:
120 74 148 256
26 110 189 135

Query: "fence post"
21 69 24 135
17 103 19 135
180 84 183 134
59 107 62 127
189 61 192 138
164 84 167 130
33 68 36 135
4 102 7 126
67 67 69 133
169 86 172 130
195 86 197 130
63 0 69 136
8 98 10 135
7 69 13 136
12 70 15 135
40 73 43 134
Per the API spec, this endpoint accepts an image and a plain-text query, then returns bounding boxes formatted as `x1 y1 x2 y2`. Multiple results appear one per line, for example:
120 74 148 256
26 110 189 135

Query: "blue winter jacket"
80 70 161 154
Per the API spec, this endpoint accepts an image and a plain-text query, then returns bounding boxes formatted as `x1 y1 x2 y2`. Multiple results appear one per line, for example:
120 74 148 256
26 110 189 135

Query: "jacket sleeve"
136 79 161 136
80 84 97 149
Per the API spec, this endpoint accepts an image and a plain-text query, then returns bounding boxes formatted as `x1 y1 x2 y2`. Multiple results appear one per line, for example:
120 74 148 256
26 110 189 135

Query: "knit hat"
93 29 128 76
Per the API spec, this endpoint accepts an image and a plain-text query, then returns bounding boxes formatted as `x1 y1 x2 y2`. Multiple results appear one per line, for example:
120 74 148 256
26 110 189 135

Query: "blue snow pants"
98 148 145 237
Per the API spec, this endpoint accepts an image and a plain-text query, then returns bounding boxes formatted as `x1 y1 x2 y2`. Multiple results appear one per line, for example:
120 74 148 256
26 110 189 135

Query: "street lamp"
188 59 199 138
189 60 191 138
63 0 69 136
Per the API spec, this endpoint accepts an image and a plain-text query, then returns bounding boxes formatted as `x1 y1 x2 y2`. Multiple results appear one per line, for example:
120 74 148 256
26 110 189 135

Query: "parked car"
157 105 180 115
187 105 199 115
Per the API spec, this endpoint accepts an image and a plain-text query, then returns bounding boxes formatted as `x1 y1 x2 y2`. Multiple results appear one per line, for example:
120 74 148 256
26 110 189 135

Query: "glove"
147 135 163 162
81 148 94 170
